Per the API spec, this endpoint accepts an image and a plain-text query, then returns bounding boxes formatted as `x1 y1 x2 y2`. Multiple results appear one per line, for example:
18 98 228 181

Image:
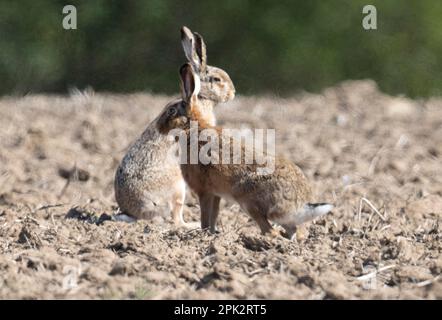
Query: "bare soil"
0 81 440 299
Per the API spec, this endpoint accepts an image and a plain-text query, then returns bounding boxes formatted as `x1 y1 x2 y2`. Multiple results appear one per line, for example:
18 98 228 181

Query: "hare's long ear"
180 63 200 107
181 26 199 70
193 32 207 73
181 26 207 73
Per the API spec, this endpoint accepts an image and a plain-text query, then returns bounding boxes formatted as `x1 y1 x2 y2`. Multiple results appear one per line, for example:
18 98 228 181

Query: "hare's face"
200 66 235 103
157 99 188 134
181 26 235 104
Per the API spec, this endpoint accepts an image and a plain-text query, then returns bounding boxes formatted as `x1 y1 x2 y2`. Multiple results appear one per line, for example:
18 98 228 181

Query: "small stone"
109 260 127 276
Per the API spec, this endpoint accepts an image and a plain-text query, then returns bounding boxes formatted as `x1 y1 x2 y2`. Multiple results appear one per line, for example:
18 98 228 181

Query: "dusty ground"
0 80 440 299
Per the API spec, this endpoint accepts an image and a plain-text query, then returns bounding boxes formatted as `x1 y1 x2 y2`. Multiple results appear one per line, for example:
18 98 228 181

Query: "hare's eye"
167 107 177 116
208 76 221 83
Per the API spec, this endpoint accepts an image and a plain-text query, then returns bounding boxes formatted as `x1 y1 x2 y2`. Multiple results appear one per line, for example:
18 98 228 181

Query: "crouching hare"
114 27 235 225
156 63 333 239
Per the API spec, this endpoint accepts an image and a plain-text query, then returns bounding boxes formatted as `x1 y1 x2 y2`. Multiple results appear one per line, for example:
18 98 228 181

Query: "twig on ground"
36 203 66 212
416 276 440 288
356 265 396 281
358 197 387 222
368 146 386 176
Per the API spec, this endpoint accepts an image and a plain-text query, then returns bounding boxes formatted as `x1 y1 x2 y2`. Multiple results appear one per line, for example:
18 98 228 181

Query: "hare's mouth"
171 116 188 128
227 90 235 101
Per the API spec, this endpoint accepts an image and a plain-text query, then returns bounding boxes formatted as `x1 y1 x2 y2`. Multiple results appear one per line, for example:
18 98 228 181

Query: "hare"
156 63 333 239
114 27 235 225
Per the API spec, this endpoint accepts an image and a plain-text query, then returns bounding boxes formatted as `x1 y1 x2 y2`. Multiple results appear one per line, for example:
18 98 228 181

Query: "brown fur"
157 64 315 237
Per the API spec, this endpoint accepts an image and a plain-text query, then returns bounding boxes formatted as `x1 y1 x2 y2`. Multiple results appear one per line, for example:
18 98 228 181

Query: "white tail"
113 213 137 223
293 203 334 225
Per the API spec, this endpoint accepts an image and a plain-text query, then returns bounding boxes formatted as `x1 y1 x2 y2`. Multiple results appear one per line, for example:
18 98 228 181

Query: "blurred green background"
1 0 441 97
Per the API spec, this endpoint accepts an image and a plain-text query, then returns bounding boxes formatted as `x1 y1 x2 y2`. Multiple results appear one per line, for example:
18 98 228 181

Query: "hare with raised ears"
156 63 333 239
180 26 235 125
114 27 235 225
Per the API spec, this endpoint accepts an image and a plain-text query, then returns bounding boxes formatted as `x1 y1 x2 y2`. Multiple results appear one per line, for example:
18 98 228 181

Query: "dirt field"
0 80 440 299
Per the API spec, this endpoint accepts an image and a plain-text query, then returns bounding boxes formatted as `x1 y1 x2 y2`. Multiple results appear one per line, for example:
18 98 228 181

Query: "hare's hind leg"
280 223 309 242
280 224 296 240
242 205 275 236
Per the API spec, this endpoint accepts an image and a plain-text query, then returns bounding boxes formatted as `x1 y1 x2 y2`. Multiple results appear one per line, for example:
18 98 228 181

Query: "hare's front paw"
183 221 200 229
174 220 200 229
